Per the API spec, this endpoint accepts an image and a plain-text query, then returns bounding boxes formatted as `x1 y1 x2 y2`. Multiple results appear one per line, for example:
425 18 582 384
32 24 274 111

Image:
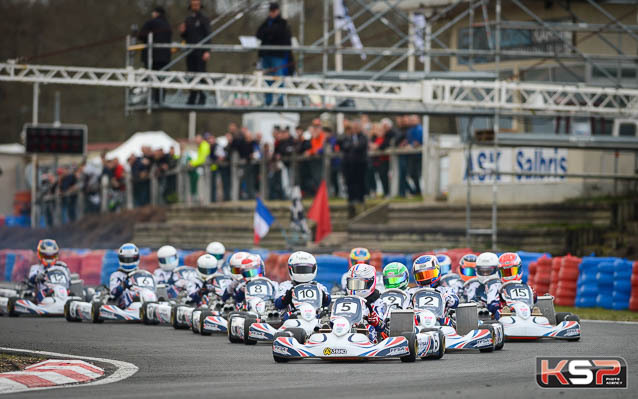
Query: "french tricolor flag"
254 198 275 245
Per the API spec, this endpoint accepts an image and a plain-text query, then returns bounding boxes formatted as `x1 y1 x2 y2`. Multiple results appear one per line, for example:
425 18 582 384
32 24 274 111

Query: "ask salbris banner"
464 147 568 184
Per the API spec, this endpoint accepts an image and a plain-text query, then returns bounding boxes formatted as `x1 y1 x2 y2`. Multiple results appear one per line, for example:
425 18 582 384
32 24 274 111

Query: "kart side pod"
455 303 479 335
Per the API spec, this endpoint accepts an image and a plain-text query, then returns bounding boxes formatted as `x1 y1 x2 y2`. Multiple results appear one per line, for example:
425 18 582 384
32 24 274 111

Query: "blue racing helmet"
436 254 452 276
118 243 140 272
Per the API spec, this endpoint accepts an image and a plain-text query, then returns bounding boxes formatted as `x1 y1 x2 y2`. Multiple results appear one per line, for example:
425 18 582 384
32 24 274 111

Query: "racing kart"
138 266 205 326
498 281 581 341
0 266 84 317
178 275 237 334
271 295 444 363
247 282 325 344
406 288 503 352
227 277 282 344
65 270 158 323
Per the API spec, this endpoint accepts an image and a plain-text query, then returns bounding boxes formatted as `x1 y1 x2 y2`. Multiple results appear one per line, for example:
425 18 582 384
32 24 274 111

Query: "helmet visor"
460 266 477 277
477 265 498 276
499 265 520 279
230 265 243 275
346 277 373 291
439 264 451 275
242 267 262 278
119 255 139 265
290 264 316 275
159 255 178 265
383 275 406 288
414 268 439 284
198 266 216 276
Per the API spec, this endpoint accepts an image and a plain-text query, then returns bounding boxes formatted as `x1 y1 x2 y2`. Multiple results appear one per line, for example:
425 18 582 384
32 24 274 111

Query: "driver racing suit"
362 289 388 343
462 277 502 319
109 270 141 309
28 262 71 303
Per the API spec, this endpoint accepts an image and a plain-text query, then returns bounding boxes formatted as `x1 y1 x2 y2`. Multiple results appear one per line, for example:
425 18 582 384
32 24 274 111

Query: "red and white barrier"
0 359 103 393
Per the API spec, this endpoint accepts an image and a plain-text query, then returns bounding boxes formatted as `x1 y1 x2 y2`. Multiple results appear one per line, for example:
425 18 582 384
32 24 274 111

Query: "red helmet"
459 253 477 282
498 252 522 282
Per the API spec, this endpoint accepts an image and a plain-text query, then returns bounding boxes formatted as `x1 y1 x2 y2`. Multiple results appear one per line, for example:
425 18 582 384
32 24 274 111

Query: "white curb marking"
0 347 138 395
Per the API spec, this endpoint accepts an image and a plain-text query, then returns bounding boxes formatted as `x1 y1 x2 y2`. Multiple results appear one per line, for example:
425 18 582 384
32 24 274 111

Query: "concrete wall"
446 145 636 204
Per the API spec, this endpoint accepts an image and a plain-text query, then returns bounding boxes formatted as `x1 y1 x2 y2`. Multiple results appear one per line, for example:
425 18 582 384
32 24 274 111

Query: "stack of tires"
575 257 599 308
533 255 552 295
595 261 615 309
549 256 563 297
554 255 580 306
316 255 349 290
99 250 119 286
611 259 633 310
518 251 550 284
630 262 638 311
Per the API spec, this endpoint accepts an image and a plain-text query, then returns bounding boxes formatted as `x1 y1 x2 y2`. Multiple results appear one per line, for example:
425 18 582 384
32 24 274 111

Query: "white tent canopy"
106 131 180 164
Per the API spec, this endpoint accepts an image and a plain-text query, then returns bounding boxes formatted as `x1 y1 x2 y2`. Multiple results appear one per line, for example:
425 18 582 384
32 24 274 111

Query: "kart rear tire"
91 301 103 324
244 316 258 345
284 327 307 345
227 313 243 344
141 302 153 325
199 310 213 336
555 312 571 324
7 297 19 317
273 331 291 363
400 332 418 363
479 325 496 353
64 299 80 322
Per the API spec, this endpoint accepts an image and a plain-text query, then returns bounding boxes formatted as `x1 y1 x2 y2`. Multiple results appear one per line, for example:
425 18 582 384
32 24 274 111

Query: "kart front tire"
227 313 243 344
479 325 496 353
273 331 290 363
91 302 103 324
64 299 80 322
424 329 445 360
482 321 505 350
199 310 213 336
400 332 417 363
141 302 152 325
284 327 307 345
565 314 581 341
7 297 19 317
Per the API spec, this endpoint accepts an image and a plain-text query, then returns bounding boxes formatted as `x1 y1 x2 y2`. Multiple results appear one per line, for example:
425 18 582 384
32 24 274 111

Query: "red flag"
308 180 332 243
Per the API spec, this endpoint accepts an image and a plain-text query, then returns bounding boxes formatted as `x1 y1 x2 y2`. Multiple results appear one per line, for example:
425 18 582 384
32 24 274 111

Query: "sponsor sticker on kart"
475 338 492 347
273 344 290 355
536 357 627 388
323 348 348 356
388 347 409 356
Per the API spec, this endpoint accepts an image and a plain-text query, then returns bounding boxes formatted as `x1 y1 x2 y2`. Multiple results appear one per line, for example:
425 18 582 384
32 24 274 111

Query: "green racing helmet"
382 262 409 290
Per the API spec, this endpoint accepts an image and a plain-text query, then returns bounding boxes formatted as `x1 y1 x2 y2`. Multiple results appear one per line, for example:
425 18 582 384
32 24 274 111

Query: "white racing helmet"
118 243 140 272
206 241 226 261
346 263 377 298
287 251 318 284
197 254 218 280
157 245 178 271
228 251 250 276
476 252 500 284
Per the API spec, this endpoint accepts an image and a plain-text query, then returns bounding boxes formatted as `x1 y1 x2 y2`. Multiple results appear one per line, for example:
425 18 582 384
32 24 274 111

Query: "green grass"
0 352 46 373
556 306 638 322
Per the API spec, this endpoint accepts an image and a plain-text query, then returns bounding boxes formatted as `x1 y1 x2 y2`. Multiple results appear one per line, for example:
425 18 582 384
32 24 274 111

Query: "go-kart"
65 270 157 323
138 266 203 326
227 277 281 344
271 295 443 363
498 281 581 341
408 288 502 352
247 282 325 344
0 266 84 317
191 275 238 334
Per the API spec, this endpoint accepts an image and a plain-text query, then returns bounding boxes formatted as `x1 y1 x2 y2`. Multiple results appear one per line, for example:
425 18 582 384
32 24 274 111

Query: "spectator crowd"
36 113 425 227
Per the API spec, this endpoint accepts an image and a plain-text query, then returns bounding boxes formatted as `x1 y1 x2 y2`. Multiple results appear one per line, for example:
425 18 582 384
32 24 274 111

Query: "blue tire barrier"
576 296 597 308
613 279 632 294
595 271 614 286
612 291 630 302
577 283 599 296
4 254 16 281
611 301 629 310
596 294 614 309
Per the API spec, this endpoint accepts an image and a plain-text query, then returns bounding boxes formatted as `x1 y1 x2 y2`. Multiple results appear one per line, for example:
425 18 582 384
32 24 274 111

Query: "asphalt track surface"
0 317 635 399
